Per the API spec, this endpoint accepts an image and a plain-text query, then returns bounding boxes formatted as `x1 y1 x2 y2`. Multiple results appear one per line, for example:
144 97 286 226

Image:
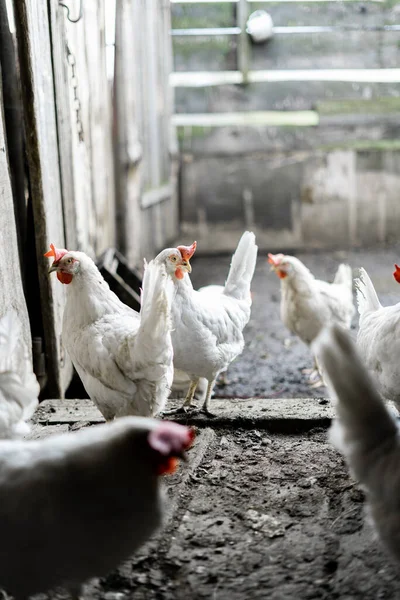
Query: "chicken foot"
301 357 325 387
163 378 200 415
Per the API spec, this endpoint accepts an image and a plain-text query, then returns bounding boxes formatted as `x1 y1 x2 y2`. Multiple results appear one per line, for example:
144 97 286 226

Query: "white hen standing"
0 310 39 438
0 416 194 598
314 324 400 564
170 284 228 402
45 244 173 420
355 267 400 409
156 231 258 415
268 253 354 386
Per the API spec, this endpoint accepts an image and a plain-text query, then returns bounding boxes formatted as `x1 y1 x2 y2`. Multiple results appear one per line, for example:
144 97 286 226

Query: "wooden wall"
0 0 177 398
114 0 179 267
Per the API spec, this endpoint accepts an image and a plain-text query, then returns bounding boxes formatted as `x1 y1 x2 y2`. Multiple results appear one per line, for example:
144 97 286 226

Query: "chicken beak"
268 253 279 272
48 264 59 274
180 259 192 274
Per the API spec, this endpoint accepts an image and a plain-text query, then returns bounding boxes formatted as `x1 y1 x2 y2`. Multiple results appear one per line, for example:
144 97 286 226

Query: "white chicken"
156 231 258 415
170 284 228 403
268 253 355 387
355 267 400 409
45 244 173 420
0 310 39 438
314 324 400 564
0 416 194 598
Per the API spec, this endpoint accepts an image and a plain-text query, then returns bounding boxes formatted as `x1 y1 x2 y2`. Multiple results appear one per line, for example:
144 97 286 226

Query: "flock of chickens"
1 231 400 597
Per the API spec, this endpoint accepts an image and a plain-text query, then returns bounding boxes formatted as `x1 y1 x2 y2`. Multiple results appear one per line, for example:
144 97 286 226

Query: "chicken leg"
164 378 200 415
201 379 216 417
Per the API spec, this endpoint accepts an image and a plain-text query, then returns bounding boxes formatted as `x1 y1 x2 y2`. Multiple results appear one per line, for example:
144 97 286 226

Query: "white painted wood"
171 68 400 87
172 110 319 126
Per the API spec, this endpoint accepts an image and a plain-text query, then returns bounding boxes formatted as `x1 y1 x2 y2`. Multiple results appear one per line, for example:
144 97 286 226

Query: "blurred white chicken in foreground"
355 267 400 409
170 285 227 403
0 417 194 598
0 310 39 438
45 244 174 420
156 232 258 415
314 324 400 564
269 253 354 387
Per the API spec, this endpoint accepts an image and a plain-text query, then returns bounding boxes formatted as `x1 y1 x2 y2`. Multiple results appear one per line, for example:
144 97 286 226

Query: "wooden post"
237 0 250 84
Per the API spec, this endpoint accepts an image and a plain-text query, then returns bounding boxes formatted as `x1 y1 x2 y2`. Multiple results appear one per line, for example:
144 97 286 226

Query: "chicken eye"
66 258 73 264
170 256 177 263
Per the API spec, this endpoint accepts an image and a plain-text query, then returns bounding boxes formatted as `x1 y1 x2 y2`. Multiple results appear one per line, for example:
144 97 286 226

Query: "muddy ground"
54 245 400 599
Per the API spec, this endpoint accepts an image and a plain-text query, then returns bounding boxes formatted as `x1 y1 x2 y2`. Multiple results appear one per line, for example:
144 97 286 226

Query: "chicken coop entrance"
170 0 400 253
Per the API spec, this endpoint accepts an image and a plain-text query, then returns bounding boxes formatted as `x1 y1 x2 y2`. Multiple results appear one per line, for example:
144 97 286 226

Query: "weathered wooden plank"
61 6 95 256
48 0 78 251
14 0 73 397
172 1 400 28
237 0 250 81
0 70 34 368
114 0 178 267
173 35 237 72
176 119 400 155
174 80 400 113
172 2 235 28
114 0 144 266
251 30 400 71
81 0 116 255
173 29 400 72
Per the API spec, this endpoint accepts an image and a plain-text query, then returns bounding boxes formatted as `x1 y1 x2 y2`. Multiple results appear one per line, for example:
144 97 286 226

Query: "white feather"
0 310 39 439
314 324 400 564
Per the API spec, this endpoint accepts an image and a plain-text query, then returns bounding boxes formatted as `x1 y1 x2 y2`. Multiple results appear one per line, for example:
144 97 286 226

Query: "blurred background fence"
171 0 400 252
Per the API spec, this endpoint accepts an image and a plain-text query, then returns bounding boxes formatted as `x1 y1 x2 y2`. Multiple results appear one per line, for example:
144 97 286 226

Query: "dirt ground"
51 244 400 599
190 244 400 399
86 427 400 600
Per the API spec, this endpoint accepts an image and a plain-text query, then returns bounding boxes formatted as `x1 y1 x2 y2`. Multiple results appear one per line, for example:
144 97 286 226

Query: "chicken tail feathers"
223 231 258 301
313 324 397 465
0 310 39 438
355 267 381 317
333 263 353 292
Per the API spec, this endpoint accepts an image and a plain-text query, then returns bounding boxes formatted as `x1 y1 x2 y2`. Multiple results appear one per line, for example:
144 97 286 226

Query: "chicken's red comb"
44 243 68 262
177 241 197 261
148 421 195 456
393 264 400 284
268 253 285 267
